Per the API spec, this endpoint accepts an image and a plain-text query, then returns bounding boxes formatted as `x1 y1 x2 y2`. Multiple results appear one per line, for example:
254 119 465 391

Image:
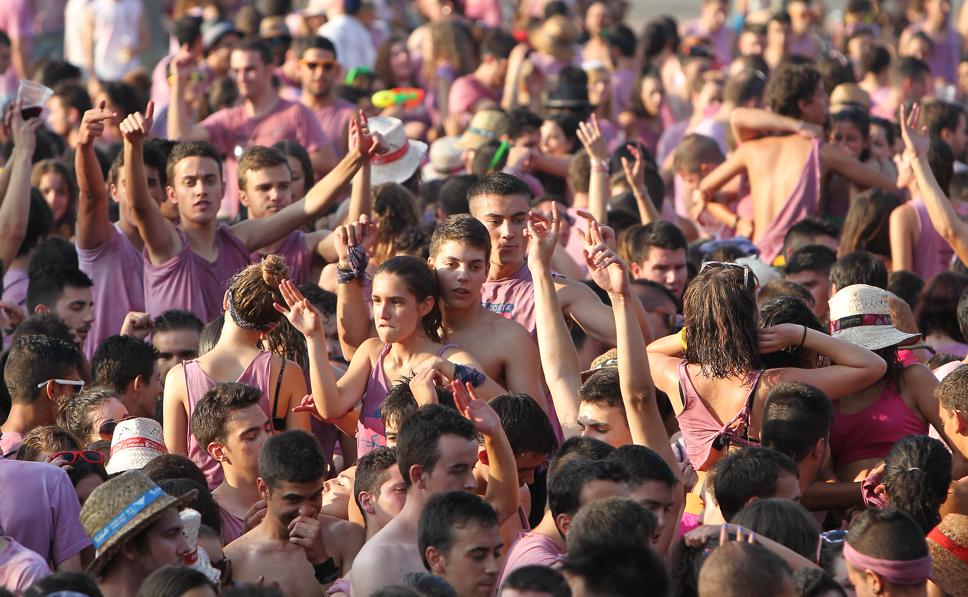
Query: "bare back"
743 135 816 245
350 515 425 595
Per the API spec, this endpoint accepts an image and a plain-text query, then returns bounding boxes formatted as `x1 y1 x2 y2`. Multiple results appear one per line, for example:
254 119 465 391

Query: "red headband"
843 542 931 586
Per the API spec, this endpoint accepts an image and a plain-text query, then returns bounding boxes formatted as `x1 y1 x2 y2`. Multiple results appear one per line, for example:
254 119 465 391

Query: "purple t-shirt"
448 74 501 117
217 503 246 546
0 459 91 565
611 67 637 116
682 21 734 66
498 530 564 586
0 537 50 594
480 263 539 335
307 98 356 155
0 432 22 459
78 224 145 358
143 225 252 324
904 24 963 84
2 268 28 311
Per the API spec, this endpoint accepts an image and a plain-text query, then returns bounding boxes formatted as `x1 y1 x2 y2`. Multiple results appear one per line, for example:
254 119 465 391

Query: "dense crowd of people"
3 0 968 595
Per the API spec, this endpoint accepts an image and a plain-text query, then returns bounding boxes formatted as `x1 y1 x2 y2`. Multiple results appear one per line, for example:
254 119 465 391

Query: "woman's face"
285 155 307 199
640 76 664 116
869 124 892 161
767 20 789 49
588 76 610 106
90 398 129 443
39 172 70 222
371 272 432 343
830 120 865 158
540 120 571 155
585 2 611 34
926 0 951 23
389 42 413 83
903 37 932 61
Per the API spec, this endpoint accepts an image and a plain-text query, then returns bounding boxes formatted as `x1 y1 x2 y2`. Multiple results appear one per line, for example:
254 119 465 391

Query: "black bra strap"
272 357 287 431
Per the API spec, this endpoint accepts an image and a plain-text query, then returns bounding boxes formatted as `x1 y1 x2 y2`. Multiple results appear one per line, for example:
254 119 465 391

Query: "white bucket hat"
828 284 921 351
106 417 168 475
367 116 427 187
422 136 464 181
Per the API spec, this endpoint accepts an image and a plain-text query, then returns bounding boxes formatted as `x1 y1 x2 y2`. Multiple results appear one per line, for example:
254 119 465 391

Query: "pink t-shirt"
0 459 91 566
611 67 637 115
143 225 252 324
0 432 22 459
0 0 31 42
78 224 145 358
2 268 28 311
480 263 539 335
498 530 564 587
448 75 501 118
201 99 327 219
217 503 246 545
682 21 734 66
0 537 50 594
307 98 357 155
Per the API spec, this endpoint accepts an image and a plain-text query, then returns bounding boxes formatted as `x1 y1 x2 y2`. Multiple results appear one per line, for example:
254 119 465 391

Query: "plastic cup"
17 79 54 120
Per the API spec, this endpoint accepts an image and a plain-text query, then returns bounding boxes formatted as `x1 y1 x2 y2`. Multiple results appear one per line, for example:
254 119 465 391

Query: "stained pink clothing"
498 531 564 587
448 75 501 118
79 224 145 358
143 225 252 324
611 67 637 115
183 352 274 489
682 21 734 66
480 263 538 334
307 98 356 155
676 361 764 471
0 432 22 459
253 231 310 286
217 504 246 545
0 537 50 593
2 268 28 311
0 459 91 565
904 24 963 84
201 98 327 219
755 139 822 264
910 196 968 281
829 382 927 469
463 0 502 27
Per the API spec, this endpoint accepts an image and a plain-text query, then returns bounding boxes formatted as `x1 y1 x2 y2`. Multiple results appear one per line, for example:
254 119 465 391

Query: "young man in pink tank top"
119 101 374 323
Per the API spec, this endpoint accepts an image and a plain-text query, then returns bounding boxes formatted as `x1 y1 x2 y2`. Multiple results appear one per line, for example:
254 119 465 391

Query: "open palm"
274 279 323 337
900 103 929 158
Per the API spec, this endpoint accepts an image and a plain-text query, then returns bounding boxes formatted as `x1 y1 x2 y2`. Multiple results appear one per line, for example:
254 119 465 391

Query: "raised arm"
119 101 181 263
0 104 41 267
621 145 661 224
576 115 609 225
821 144 897 191
166 49 211 142
696 145 749 198
347 115 373 225
527 206 582 437
333 217 377 361
729 107 821 143
75 101 118 250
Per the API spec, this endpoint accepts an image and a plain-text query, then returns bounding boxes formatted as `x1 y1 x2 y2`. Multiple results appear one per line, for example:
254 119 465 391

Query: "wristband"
314 559 339 584
798 325 808 348
454 364 486 387
336 244 370 284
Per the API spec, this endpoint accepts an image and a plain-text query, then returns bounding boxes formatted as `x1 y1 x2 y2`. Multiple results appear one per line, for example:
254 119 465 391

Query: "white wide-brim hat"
368 116 427 186
828 284 921 351
106 417 168 475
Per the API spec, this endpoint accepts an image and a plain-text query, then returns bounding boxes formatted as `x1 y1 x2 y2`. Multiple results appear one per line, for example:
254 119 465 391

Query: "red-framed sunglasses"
47 450 106 466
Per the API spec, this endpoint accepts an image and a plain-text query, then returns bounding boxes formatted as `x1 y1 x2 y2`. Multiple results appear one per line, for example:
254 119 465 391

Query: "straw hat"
580 348 618 382
106 418 169 475
928 514 968 595
81 470 196 576
828 284 920 351
829 83 871 114
367 116 427 186
458 110 509 151
422 136 464 181
529 16 579 61
258 16 291 40
202 21 240 52
180 508 221 583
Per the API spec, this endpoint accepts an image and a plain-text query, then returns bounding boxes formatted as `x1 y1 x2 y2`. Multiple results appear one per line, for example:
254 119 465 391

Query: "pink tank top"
911 196 968 281
675 361 764 472
480 263 539 335
251 231 310 286
756 140 822 264
183 351 274 489
829 381 927 469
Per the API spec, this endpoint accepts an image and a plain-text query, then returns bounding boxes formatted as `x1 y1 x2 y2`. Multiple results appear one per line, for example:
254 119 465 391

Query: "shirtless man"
695 62 896 263
351 399 519 595
225 430 331 596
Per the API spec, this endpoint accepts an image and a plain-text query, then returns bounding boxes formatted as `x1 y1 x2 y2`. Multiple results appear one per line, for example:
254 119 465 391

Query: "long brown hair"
31 159 78 239
226 255 289 331
375 256 442 342
838 189 901 259
373 183 421 265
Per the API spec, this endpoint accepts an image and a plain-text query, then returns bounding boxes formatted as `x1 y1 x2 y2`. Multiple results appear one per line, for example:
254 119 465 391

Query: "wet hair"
418 491 498 568
566 496 656 556
549 436 615 476
166 141 223 188
226 254 290 331
191 382 264 449
272 140 316 192
153 309 204 334
22 572 103 597
829 251 888 290
237 145 291 191
56 386 121 442
847 509 929 571
430 214 491 260
757 280 814 307
354 446 399 513
758 297 825 369
673 133 724 175
782 218 840 259
4 335 82 404
380 376 456 432
16 190 54 258
626 221 688 265
375 256 443 342
548 458 629 518
500 565 570 596
765 63 823 118
489 393 557 456
15 425 81 461
714 446 799 521
198 314 224 356
437 174 478 217
31 158 78 237
91 335 156 395
467 172 533 207
259 430 326 488
607 444 677 488
882 435 951 533
155 477 222 535
698 541 793 597
839 189 901 259
397 405 476 488
731 499 820 560
917 272 968 344
373 183 422 264
794 567 847 597
26 266 92 313
578 367 623 411
138 565 217 597
761 382 833 463
142 453 209 490
683 263 761 378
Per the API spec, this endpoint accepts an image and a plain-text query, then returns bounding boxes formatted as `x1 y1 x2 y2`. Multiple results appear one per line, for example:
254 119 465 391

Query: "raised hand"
526 203 561 268
574 210 617 250
757 323 806 354
409 367 442 406
583 219 628 295
450 380 501 437
171 48 195 84
10 98 43 150
274 279 324 338
577 114 609 162
120 311 153 340
118 100 154 144
900 103 929 158
288 515 327 564
78 100 117 146
349 110 382 159
334 215 378 267
620 144 646 192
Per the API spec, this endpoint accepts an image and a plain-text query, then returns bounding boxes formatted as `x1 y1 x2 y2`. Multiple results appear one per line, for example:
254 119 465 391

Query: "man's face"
231 49 270 100
0 43 10 75
628 481 676 544
153 329 200 384
511 131 541 149
323 469 354 514
799 83 828 126
945 113 968 159
577 402 633 448
300 48 341 99
738 30 764 57
829 120 865 159
221 403 272 477
240 164 293 219
421 435 479 495
266 478 325 528
114 166 167 219
773 471 802 503
633 247 688 299
785 269 831 321
431 241 489 310
168 156 223 225
471 194 531 270
514 451 547 487
130 367 164 418
371 466 408 527
52 285 95 345
47 96 74 137
434 521 503 597
135 507 191 573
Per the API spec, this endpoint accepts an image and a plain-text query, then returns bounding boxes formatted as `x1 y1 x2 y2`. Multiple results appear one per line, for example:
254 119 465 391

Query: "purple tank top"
144 225 252 324
756 140 821 263
480 263 538 335
251 230 310 286
911 196 968 281
184 351 273 489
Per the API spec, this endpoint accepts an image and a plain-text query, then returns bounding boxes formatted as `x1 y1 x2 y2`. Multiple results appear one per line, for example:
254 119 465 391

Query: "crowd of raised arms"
7 0 968 596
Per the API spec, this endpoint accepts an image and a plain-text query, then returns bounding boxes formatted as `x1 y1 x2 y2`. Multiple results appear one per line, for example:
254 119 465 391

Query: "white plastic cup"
16 79 54 120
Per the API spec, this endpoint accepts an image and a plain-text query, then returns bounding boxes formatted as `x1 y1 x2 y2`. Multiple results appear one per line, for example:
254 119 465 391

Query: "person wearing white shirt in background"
318 0 376 73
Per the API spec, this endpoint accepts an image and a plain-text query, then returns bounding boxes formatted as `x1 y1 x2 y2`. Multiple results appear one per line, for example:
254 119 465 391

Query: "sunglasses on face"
699 260 755 287
98 415 135 439
303 59 337 72
47 450 105 466
37 378 85 391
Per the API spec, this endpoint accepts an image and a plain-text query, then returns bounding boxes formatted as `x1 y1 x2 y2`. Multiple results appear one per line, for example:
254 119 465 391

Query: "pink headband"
843 542 931 586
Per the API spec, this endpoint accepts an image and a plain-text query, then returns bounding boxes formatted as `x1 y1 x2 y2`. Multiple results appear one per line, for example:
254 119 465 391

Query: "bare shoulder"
902 363 940 394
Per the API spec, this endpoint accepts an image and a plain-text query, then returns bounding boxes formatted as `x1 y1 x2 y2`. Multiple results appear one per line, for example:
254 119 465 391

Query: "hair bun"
260 254 290 288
